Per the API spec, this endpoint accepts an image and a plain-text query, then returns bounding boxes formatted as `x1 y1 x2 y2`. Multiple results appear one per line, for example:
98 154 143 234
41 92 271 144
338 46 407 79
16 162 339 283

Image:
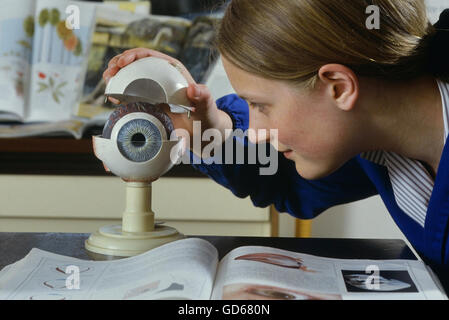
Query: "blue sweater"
189 94 449 271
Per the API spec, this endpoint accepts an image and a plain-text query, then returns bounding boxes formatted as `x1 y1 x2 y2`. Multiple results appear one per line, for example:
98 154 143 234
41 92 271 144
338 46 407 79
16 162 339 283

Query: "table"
0 232 417 271
5 232 449 299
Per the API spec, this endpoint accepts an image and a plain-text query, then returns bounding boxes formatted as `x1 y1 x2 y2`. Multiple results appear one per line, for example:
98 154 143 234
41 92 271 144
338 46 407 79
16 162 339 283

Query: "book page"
0 238 218 300
0 117 105 139
26 0 96 122
0 0 35 121
211 246 447 300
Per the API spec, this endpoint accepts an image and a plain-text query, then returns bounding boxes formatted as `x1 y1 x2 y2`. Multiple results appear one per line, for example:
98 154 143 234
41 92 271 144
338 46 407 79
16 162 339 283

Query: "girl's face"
222 57 361 180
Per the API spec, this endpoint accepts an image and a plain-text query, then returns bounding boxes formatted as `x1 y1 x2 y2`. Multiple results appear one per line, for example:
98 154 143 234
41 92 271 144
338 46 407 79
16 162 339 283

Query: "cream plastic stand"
85 182 184 259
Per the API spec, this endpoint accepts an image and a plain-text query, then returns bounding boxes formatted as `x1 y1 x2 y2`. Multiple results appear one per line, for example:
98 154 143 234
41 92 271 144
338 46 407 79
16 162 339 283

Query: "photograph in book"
0 238 446 300
221 283 343 300
341 270 418 293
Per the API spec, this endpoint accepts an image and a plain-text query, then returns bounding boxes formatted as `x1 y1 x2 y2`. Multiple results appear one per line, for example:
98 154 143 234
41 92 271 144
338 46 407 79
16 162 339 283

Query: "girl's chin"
293 160 342 180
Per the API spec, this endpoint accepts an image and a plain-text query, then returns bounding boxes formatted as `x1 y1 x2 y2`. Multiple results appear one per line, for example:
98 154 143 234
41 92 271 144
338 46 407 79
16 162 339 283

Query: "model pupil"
131 133 146 147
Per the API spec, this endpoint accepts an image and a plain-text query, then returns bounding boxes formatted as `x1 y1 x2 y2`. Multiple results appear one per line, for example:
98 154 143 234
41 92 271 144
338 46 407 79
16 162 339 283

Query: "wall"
277 196 417 257
0 175 272 237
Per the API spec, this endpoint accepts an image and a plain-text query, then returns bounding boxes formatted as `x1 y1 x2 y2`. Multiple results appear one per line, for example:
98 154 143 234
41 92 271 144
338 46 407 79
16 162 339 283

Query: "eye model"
92 101 183 182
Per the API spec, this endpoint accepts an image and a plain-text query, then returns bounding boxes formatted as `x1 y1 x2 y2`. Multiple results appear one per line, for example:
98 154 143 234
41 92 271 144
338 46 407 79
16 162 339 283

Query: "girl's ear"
318 64 359 111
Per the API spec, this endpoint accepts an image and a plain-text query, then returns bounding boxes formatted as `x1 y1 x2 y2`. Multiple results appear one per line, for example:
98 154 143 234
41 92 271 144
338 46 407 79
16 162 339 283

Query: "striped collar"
438 80 449 141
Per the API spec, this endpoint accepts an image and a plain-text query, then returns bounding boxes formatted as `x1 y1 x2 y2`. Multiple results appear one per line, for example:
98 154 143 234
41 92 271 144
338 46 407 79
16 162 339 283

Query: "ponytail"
426 9 449 82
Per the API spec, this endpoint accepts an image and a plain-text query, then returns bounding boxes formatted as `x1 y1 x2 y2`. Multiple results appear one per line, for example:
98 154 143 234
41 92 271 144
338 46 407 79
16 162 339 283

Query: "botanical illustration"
37 7 83 65
36 71 67 103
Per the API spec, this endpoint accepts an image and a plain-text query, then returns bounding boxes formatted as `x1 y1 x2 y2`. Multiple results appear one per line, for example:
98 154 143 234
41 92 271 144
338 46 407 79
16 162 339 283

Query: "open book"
0 238 446 300
0 0 96 123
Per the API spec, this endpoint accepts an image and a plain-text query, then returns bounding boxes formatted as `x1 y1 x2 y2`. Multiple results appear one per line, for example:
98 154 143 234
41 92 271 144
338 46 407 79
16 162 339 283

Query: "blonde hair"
217 0 444 88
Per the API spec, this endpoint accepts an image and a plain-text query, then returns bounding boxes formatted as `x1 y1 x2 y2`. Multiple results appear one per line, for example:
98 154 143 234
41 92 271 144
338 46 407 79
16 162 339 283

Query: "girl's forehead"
221 56 306 100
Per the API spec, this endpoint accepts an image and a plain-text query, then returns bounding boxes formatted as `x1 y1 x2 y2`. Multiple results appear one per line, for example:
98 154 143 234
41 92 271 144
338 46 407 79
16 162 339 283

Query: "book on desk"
0 237 446 300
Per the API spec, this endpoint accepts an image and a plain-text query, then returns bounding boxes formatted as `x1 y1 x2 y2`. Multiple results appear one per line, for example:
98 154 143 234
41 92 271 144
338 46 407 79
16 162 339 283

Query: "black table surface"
0 232 417 271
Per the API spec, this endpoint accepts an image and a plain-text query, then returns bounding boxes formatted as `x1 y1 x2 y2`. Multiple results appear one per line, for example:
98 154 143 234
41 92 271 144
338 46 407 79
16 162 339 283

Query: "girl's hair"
217 0 448 88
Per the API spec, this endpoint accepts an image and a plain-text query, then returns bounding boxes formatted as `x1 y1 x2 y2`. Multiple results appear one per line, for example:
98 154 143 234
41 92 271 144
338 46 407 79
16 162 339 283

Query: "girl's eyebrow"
237 94 250 100
238 93 266 101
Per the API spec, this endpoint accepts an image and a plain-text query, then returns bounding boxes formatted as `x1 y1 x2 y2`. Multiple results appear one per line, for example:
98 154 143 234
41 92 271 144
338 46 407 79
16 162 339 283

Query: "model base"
85 224 184 260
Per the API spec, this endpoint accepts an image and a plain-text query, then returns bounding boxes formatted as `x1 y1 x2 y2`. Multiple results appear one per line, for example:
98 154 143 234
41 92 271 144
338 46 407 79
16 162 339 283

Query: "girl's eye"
117 119 163 162
248 102 267 112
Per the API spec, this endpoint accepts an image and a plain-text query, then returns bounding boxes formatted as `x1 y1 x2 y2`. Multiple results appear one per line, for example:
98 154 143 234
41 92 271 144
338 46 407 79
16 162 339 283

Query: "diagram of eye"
43 278 70 290
122 274 186 300
123 280 160 299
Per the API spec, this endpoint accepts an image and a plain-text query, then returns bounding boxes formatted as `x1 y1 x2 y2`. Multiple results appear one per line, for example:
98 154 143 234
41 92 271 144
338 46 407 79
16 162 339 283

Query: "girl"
103 0 449 288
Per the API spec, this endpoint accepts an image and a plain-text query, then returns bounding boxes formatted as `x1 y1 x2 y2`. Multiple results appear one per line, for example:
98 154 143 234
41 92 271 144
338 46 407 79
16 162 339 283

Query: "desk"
0 232 417 270
6 232 449 298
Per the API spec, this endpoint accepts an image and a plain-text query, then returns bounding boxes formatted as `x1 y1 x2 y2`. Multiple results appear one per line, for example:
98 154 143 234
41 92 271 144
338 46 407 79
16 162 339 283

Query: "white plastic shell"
93 135 184 182
105 56 192 113
92 112 184 182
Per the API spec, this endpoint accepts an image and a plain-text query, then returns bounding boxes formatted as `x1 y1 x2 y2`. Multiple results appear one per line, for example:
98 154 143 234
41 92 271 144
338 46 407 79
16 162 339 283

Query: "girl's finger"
108 97 121 104
103 65 120 82
108 54 121 68
186 83 213 111
117 49 153 67
120 48 196 85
